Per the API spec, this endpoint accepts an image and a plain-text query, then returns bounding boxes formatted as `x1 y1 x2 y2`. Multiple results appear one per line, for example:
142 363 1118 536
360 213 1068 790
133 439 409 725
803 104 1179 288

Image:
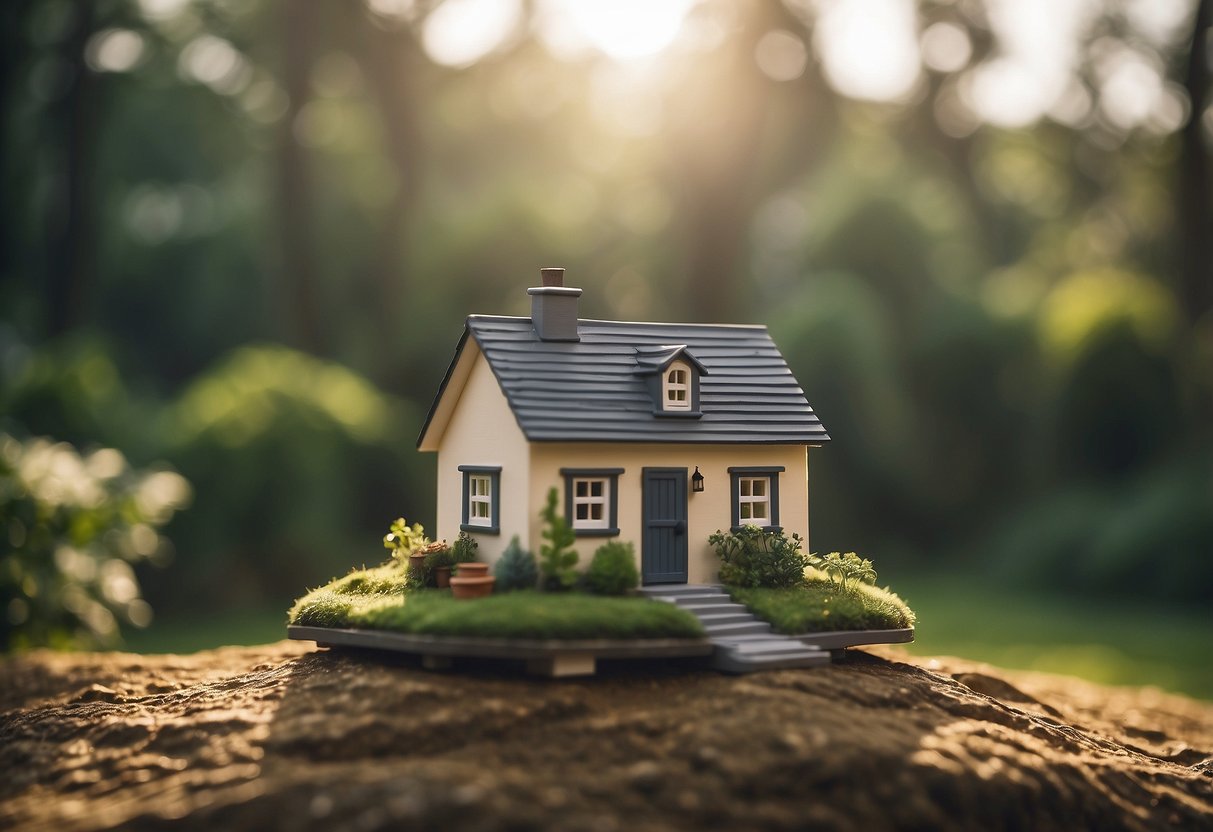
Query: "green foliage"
584 541 639 596
807 552 877 591
709 525 807 589
494 535 539 592
452 531 479 564
383 517 428 560
730 580 915 634
423 544 456 570
0 433 191 649
538 487 579 591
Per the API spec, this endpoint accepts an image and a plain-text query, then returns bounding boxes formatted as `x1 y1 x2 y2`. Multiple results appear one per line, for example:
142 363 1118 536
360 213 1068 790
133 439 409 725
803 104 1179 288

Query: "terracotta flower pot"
408 552 427 580
434 566 451 588
450 562 494 599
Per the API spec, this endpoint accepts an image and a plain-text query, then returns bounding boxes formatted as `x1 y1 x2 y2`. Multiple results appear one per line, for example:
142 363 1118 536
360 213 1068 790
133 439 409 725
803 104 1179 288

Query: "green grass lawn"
892 575 1213 701
286 561 704 640
729 575 916 634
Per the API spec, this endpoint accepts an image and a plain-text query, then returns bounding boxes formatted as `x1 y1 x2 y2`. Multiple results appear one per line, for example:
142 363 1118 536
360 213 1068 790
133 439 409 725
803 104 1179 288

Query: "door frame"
641 467 689 584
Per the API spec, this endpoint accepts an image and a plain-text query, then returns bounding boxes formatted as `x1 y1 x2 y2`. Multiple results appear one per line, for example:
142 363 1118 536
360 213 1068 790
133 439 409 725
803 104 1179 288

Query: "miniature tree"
538 487 579 591
494 535 539 591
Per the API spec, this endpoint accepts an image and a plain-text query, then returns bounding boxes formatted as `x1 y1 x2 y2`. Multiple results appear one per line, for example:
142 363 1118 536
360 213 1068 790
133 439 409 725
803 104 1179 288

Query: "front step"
713 641 830 673
641 584 830 673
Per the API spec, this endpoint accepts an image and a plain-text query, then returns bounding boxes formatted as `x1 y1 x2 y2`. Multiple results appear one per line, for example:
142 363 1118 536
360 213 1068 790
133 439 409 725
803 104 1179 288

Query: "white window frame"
737 476 770 524
467 474 493 527
571 477 610 530
662 361 692 411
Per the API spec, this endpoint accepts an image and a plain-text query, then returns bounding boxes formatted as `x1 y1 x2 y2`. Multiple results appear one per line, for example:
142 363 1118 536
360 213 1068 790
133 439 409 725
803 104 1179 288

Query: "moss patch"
288 562 703 640
729 571 916 634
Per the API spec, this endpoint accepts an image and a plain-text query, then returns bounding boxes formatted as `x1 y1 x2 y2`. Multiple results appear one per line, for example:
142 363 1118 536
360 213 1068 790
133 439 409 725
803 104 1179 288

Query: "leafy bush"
0 433 191 649
585 541 639 596
494 535 539 592
452 530 479 564
538 487 579 591
709 525 807 589
807 552 877 591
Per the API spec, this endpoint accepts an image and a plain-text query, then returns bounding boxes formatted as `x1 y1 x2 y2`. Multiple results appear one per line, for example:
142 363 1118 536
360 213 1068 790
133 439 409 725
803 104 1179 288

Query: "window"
662 362 692 411
728 466 783 531
737 477 769 523
459 465 501 534
573 478 608 528
561 468 623 536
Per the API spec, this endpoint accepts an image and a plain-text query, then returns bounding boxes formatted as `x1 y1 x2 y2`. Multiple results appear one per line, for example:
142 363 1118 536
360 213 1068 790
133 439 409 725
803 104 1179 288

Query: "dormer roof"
633 345 710 377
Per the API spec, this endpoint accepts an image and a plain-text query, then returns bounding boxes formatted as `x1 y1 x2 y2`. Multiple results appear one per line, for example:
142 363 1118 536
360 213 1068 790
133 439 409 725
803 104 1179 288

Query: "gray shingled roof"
421 315 830 446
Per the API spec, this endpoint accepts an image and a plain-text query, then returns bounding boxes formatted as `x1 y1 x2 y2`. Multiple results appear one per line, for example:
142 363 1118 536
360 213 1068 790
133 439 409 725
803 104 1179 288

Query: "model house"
417 268 831 585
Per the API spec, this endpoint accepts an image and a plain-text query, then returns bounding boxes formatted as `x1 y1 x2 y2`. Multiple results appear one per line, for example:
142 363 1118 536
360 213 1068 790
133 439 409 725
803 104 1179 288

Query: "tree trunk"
276 0 326 354
1178 0 1212 325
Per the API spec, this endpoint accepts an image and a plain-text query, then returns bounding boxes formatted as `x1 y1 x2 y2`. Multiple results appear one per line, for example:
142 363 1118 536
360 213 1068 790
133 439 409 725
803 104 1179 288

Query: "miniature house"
417 268 830 585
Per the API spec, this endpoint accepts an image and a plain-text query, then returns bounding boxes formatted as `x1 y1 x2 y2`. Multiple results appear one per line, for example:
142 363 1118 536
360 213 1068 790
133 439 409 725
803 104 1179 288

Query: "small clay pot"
434 566 451 588
408 552 427 580
455 562 489 578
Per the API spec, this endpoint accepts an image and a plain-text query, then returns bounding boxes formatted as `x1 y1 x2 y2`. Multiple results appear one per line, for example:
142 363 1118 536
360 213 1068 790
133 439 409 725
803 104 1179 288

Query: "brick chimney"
527 267 581 342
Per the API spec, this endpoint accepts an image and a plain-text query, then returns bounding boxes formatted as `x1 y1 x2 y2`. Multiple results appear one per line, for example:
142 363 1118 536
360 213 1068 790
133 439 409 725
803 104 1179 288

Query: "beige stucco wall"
430 351 815 583
432 353 530 561
528 443 810 585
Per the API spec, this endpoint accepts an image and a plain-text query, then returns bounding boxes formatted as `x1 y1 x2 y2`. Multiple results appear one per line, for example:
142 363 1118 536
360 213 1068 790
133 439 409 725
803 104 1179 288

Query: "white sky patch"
814 0 921 103
963 0 1098 128
421 0 522 68
535 0 695 62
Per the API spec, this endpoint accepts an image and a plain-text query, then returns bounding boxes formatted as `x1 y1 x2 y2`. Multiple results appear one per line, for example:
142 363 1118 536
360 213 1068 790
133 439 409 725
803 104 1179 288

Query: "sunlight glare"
422 0 522 68
539 0 696 61
815 0 921 103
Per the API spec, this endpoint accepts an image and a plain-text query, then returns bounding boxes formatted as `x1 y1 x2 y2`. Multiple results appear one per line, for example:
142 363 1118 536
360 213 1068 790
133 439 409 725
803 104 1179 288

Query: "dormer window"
663 362 692 411
636 345 708 418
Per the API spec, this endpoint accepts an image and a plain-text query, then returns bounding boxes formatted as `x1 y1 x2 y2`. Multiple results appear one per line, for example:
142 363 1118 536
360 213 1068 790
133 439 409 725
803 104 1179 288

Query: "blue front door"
641 467 688 584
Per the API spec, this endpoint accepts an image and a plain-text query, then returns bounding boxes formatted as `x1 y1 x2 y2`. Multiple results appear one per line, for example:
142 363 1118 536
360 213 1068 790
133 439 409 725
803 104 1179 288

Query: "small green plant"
539 487 580 591
709 525 807 589
424 543 456 571
494 535 539 591
383 517 428 562
808 551 878 591
452 530 479 564
585 541 640 596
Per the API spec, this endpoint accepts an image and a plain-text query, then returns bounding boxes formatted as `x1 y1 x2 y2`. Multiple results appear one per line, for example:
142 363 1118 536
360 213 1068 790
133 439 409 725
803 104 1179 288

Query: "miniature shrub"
709 525 807 589
452 530 479 564
383 517 429 564
807 551 877 591
538 487 580 591
424 544 456 570
494 535 539 591
585 542 639 596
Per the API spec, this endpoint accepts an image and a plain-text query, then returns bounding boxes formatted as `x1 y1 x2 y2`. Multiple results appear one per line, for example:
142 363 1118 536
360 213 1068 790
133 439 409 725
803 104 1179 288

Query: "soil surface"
1 642 1210 831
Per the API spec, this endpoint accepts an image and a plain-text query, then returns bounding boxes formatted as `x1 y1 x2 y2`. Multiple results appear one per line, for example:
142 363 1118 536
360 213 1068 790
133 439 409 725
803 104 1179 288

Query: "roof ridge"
466 314 768 331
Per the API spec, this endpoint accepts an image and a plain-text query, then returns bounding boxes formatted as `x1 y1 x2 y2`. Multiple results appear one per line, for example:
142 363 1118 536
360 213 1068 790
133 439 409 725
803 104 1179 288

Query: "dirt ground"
1 641 1211 831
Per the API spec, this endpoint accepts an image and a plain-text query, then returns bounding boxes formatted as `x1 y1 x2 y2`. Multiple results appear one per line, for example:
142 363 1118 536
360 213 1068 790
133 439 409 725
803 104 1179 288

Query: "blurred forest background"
2 0 1210 695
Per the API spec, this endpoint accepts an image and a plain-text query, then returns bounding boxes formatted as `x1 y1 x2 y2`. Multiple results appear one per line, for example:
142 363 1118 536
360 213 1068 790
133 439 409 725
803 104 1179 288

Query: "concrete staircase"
639 585 830 673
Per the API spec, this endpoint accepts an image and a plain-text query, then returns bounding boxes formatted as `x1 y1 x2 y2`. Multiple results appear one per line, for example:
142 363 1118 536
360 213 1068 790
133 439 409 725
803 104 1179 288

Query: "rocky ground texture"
1 642 1211 831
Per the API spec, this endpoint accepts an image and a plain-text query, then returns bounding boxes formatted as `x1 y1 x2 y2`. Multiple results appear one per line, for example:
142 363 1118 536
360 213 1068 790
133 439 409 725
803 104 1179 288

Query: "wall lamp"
691 467 705 493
